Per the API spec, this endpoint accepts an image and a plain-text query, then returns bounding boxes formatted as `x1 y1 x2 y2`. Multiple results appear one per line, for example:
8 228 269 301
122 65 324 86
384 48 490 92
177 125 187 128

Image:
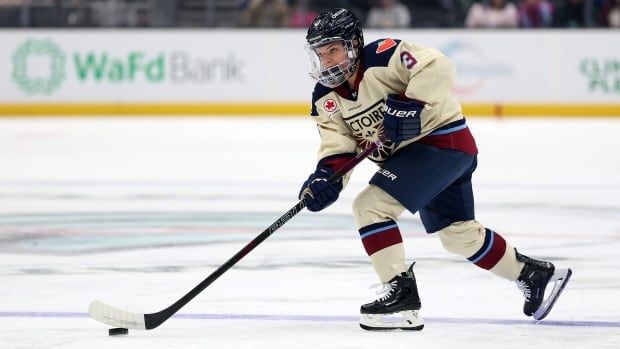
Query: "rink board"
0 30 618 117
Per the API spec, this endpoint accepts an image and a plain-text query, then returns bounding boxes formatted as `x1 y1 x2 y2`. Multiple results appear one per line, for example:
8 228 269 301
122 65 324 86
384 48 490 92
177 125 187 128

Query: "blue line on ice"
0 311 618 328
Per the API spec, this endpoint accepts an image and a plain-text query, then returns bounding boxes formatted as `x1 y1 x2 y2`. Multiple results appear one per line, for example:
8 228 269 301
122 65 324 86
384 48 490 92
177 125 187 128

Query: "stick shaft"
143 142 379 329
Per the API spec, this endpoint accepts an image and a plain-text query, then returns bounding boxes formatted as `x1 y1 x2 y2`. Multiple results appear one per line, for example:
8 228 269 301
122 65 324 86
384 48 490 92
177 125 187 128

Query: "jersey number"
400 51 417 69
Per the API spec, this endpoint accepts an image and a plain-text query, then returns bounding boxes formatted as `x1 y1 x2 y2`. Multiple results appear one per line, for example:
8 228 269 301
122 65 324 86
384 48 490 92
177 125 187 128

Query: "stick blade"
89 300 147 330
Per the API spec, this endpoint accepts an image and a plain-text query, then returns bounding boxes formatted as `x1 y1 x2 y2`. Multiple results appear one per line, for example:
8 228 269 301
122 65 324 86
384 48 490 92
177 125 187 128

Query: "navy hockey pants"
369 142 477 233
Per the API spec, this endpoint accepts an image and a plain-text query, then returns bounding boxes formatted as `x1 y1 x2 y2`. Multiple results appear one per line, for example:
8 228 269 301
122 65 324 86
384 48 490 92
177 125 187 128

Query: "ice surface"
0 117 619 348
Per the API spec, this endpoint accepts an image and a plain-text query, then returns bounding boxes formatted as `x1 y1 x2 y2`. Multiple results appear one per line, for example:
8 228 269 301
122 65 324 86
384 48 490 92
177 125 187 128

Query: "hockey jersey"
310 38 477 169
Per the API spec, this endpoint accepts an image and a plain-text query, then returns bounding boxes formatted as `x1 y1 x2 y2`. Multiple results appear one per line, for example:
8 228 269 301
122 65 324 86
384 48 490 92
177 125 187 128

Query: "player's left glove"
298 166 343 212
383 94 424 143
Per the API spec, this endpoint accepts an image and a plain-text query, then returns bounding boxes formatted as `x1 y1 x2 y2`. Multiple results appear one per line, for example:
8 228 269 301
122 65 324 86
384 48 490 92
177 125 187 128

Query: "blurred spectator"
91 0 128 27
465 0 519 28
599 0 620 26
366 0 411 28
287 0 316 28
553 0 585 27
408 0 455 27
62 0 92 27
150 0 176 27
0 0 24 27
518 0 554 27
0 0 23 4
242 0 288 27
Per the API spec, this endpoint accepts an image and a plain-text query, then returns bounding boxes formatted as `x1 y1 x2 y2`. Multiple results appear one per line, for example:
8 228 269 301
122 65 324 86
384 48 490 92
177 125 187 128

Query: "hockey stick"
89 141 381 330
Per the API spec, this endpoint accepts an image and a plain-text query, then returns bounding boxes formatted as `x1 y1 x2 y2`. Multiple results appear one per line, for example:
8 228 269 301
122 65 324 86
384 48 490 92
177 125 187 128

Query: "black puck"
108 327 129 336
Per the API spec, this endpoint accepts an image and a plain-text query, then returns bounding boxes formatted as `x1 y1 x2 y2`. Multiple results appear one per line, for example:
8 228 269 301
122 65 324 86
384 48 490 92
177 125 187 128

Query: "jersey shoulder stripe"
362 38 402 69
311 82 334 116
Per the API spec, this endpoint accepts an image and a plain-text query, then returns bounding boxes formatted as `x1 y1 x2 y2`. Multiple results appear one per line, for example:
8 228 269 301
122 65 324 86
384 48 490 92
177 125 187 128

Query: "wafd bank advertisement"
1 31 313 102
0 30 618 115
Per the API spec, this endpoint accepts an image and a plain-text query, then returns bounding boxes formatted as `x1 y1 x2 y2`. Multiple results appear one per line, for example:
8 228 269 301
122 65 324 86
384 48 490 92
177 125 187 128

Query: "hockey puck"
108 327 129 336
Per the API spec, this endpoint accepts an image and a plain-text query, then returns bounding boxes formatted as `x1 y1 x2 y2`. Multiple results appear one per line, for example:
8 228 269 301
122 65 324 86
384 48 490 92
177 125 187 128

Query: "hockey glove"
383 94 424 143
298 166 343 212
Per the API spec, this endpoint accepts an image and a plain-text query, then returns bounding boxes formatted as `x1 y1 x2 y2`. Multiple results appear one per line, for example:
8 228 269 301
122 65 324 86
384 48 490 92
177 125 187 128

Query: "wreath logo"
12 39 66 95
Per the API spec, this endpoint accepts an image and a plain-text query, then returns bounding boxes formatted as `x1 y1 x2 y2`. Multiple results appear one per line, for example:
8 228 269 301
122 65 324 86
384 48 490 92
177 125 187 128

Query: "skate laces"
370 280 398 302
515 280 531 301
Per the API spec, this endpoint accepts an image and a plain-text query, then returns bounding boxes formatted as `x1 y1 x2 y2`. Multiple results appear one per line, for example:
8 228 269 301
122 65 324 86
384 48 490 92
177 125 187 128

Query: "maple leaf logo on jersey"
323 99 339 113
376 38 397 54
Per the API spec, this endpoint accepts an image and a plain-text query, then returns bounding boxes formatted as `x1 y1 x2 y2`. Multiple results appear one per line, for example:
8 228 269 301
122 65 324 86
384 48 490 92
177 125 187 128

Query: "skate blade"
533 268 572 320
359 310 424 331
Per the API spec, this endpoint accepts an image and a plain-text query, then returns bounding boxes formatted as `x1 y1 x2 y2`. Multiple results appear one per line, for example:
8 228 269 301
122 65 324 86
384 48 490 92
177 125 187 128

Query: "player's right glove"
298 166 343 212
383 94 424 143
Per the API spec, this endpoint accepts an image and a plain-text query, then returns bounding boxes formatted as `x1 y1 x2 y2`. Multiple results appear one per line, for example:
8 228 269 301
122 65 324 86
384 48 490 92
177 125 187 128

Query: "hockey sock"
359 220 407 282
439 222 524 281
467 228 523 281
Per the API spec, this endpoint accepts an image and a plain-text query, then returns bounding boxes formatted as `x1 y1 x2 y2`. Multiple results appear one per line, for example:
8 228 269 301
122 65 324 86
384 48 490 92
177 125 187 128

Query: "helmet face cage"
305 8 364 88
305 37 359 88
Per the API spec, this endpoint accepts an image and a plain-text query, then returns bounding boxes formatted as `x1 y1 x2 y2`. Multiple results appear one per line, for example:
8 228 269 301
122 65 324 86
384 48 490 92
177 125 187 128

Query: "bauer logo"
12 38 66 95
377 168 397 181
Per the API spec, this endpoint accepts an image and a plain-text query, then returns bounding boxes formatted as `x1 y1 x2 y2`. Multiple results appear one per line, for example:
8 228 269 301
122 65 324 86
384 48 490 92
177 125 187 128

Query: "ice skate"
515 250 572 320
359 263 424 331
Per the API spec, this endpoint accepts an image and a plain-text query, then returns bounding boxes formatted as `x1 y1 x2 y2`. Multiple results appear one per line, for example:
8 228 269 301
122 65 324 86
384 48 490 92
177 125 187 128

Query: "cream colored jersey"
310 38 464 165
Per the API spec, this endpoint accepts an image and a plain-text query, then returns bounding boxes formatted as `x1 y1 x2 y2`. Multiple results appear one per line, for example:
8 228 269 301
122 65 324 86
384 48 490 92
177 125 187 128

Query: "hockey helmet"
305 8 364 88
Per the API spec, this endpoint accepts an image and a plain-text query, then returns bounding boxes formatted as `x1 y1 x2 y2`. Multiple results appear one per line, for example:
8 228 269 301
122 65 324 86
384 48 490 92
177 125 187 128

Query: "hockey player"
298 8 572 331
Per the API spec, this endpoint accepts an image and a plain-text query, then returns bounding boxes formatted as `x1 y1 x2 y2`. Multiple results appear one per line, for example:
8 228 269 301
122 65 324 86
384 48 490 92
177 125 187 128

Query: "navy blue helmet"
305 9 364 88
